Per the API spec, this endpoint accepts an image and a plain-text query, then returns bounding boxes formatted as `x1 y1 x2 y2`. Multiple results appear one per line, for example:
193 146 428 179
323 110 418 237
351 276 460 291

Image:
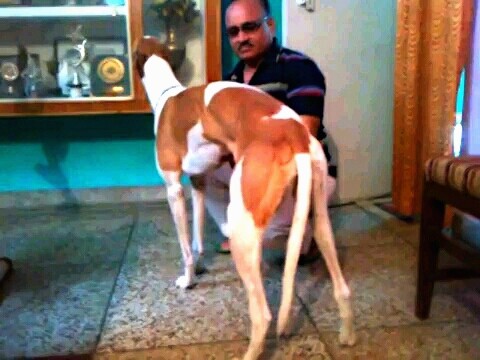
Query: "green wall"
0 1 283 193
0 114 161 192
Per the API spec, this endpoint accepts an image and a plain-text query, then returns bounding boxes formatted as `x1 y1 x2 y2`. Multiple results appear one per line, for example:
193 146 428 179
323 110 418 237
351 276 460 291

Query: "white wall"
283 0 396 203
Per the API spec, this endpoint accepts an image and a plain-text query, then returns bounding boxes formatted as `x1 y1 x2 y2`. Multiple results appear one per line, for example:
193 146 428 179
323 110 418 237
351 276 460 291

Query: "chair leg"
0 257 13 285
415 189 444 319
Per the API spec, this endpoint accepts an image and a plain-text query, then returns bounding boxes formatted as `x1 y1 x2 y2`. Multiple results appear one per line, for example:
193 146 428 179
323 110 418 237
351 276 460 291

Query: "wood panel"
0 0 222 117
205 0 222 82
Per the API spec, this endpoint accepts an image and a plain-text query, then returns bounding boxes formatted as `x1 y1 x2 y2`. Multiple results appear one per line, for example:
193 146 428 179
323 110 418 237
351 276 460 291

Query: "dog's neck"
142 55 185 133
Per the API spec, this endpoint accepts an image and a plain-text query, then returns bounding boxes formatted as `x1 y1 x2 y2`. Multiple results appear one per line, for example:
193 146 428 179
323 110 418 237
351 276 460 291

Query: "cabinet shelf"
0 6 127 18
0 0 222 116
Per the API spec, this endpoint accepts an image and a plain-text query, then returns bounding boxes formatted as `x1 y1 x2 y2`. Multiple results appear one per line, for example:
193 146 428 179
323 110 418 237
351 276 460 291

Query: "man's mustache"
238 41 253 51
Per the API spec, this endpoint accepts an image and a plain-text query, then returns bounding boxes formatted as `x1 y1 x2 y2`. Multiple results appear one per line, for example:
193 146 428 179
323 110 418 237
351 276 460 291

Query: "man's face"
225 0 275 63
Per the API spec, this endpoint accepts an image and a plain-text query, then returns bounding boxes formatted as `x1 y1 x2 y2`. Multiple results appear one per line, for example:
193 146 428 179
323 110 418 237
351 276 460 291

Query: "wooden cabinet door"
131 0 222 113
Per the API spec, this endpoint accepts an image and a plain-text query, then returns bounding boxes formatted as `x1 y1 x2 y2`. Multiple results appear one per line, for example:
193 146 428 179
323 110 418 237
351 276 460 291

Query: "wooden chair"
415 155 480 319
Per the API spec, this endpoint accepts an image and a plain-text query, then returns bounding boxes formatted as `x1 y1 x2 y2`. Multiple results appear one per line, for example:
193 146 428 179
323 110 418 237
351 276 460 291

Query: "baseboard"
0 185 192 210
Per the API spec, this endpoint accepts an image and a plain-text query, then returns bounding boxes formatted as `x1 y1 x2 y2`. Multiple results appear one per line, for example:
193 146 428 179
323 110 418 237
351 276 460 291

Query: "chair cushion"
425 156 480 199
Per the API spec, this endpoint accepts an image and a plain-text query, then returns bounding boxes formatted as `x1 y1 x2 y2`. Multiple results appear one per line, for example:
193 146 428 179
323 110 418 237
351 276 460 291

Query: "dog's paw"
194 257 207 275
276 320 293 339
338 326 356 347
175 275 195 289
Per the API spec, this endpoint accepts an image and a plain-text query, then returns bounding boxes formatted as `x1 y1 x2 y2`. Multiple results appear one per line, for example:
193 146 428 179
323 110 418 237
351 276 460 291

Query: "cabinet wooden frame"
0 0 222 117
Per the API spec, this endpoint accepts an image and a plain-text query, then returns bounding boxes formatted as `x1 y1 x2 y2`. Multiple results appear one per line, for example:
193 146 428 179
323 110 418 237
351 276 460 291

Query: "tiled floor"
0 197 479 359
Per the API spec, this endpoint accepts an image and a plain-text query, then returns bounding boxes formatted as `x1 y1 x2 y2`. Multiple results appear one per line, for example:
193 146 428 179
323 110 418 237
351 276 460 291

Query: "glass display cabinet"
0 0 221 116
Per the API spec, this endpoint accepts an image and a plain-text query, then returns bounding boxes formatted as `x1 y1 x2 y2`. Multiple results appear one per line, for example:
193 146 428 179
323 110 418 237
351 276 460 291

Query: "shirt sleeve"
283 56 327 138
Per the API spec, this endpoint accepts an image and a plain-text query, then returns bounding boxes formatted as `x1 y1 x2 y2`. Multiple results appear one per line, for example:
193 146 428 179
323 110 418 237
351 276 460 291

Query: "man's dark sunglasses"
226 16 269 38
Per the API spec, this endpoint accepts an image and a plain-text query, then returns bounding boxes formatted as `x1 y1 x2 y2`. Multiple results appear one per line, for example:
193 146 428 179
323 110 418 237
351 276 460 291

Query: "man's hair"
229 0 271 16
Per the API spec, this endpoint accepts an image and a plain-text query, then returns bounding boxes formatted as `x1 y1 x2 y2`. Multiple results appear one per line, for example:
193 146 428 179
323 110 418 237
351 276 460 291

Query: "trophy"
0 45 28 98
21 53 43 98
0 61 20 96
57 25 90 97
150 0 200 71
90 53 129 96
66 38 87 97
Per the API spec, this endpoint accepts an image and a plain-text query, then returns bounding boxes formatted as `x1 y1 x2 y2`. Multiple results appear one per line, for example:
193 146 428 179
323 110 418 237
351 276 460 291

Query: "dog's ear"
155 42 172 66
133 37 149 78
133 48 147 78
133 36 174 78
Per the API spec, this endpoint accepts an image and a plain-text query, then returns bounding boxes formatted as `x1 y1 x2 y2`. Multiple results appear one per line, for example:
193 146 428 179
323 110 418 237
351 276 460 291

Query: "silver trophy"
57 25 90 97
0 61 20 95
67 39 87 97
21 54 43 97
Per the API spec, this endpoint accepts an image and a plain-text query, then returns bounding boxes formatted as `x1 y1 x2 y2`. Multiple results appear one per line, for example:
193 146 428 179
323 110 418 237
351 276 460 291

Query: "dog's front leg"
190 174 206 275
163 170 195 289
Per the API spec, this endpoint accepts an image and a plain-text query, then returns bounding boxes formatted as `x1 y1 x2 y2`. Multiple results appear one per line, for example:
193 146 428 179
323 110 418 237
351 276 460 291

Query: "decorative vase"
164 18 186 71
150 0 200 71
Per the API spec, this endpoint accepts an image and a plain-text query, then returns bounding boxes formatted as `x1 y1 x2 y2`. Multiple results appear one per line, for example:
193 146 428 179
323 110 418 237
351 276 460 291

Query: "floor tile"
354 199 422 247
295 243 480 333
1 201 478 359
96 212 316 354
321 322 480 360
95 334 332 360
129 202 224 260
0 261 122 358
329 205 397 247
1 207 134 267
0 206 133 358
392 222 420 248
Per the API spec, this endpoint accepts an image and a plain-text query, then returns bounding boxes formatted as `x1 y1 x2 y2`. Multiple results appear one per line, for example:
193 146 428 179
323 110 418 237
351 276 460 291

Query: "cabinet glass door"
0 0 133 102
142 0 206 86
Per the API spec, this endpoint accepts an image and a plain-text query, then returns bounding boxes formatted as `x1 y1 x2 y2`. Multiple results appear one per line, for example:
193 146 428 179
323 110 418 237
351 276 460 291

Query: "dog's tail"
277 151 312 337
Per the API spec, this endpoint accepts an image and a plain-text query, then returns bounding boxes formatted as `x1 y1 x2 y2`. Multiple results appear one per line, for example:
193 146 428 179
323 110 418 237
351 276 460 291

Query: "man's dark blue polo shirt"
224 38 334 171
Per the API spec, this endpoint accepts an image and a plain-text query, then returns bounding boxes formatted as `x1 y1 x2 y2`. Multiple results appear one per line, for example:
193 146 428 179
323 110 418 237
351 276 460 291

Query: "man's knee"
205 163 233 188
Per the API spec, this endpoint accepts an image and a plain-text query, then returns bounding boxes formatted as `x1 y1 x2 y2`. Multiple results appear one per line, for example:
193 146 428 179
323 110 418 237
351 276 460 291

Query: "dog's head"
133 36 171 78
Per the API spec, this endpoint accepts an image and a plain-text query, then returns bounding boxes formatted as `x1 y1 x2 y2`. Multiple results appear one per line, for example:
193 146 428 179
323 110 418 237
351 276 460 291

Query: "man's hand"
300 115 321 137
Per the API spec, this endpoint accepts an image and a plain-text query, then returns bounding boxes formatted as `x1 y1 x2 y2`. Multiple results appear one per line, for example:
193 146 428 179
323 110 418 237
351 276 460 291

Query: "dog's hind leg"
163 170 195 289
230 225 270 360
190 174 207 275
309 137 356 346
277 153 312 337
228 160 271 360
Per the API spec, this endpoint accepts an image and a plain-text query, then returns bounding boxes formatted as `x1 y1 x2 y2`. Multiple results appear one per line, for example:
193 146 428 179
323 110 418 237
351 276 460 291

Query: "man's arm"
283 55 327 141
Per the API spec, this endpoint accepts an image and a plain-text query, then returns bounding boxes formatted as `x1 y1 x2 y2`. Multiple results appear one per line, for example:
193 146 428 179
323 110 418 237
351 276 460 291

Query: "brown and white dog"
133 36 356 359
